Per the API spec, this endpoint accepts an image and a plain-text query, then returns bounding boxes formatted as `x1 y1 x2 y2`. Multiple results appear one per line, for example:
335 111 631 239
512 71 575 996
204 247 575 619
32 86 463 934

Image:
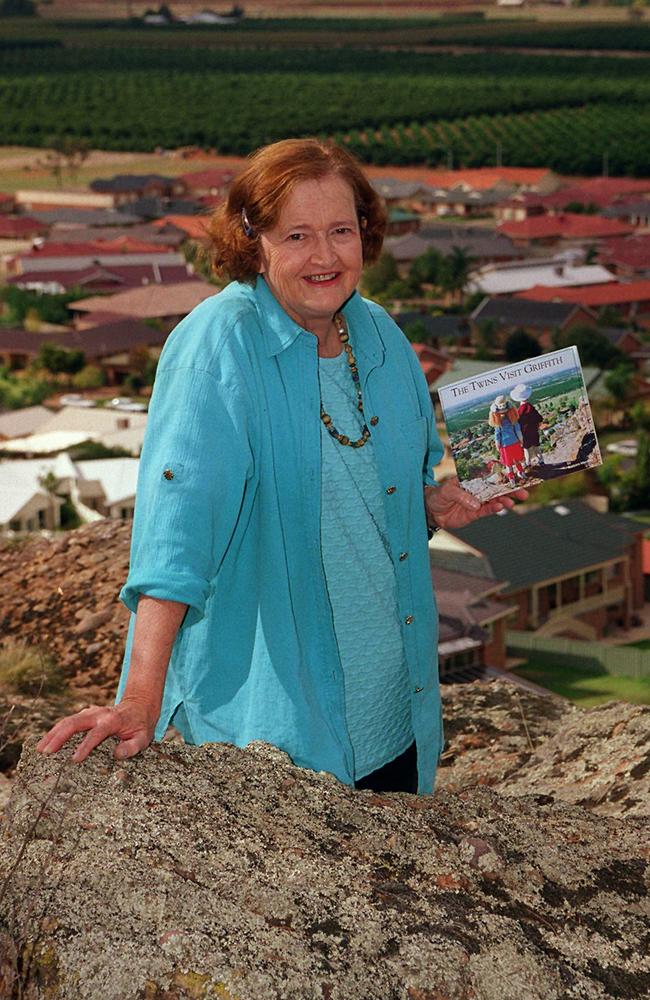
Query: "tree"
73 365 105 390
604 362 634 407
627 432 650 510
0 0 37 14
504 329 541 363
36 342 85 376
361 253 400 298
38 470 60 531
408 248 444 294
475 319 498 360
439 246 473 305
555 325 624 369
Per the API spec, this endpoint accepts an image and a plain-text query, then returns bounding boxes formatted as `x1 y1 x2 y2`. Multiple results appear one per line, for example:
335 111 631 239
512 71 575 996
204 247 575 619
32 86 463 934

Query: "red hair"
206 138 387 283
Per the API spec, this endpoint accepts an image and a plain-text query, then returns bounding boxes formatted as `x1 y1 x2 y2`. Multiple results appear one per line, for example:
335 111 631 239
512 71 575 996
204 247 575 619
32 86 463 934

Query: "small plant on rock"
0 641 65 696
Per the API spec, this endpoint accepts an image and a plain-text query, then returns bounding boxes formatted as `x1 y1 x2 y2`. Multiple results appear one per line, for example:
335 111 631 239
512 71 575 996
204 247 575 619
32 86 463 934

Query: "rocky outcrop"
438 683 650 817
0 521 131 702
1 722 649 1000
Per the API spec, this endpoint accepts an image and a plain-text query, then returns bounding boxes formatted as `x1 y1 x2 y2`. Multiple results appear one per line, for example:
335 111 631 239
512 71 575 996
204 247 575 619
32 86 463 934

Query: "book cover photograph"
438 347 602 503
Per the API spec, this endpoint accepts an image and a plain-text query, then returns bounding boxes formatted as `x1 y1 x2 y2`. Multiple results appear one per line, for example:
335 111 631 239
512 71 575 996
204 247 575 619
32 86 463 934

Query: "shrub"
0 640 65 696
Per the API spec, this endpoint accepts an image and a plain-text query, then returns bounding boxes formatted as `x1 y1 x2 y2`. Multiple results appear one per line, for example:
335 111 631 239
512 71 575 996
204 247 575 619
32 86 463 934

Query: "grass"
513 657 650 708
0 640 65 696
626 639 650 650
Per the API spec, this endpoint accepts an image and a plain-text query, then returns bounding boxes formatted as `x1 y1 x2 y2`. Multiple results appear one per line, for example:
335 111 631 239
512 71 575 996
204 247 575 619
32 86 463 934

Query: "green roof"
449 501 641 593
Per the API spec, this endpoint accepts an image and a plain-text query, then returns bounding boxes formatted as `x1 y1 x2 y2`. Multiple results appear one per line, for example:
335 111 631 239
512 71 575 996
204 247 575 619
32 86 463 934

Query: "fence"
506 631 650 680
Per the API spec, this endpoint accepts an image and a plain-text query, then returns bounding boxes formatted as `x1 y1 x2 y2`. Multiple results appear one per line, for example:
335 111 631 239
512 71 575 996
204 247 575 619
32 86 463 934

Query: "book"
437 347 602 503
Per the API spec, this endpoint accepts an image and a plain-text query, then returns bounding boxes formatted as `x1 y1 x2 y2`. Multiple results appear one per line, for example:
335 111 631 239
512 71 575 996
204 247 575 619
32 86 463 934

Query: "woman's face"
257 173 363 337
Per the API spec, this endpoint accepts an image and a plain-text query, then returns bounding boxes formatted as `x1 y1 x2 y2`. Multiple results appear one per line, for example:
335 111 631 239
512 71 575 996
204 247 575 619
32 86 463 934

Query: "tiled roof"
0 406 52 439
0 216 48 238
448 501 642 593
368 166 552 192
28 208 142 227
599 235 650 271
178 169 235 189
393 312 470 340
90 174 174 194
470 297 588 328
152 214 211 240
70 280 216 318
10 262 198 293
517 280 650 307
0 320 167 358
538 177 650 210
499 213 634 241
20 237 172 258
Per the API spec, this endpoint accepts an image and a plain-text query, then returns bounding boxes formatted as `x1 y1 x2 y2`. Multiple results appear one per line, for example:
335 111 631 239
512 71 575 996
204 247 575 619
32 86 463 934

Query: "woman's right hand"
36 696 158 763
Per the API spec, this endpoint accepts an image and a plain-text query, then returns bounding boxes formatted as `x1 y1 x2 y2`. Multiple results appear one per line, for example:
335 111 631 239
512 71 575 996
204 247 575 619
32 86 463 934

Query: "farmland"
1 18 650 174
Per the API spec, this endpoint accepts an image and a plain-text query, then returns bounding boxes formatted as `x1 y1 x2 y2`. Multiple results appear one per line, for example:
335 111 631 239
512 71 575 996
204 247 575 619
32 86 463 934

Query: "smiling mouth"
304 272 340 284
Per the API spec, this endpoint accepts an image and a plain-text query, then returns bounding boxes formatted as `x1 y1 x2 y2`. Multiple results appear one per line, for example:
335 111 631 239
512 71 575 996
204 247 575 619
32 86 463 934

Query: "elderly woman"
38 139 525 794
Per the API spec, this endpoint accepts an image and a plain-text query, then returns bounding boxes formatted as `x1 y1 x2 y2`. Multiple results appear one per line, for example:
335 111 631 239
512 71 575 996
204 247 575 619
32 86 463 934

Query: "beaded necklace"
320 313 371 449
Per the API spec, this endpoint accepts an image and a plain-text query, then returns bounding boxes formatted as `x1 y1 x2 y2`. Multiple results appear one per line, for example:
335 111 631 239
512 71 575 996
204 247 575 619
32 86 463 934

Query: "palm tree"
440 246 474 307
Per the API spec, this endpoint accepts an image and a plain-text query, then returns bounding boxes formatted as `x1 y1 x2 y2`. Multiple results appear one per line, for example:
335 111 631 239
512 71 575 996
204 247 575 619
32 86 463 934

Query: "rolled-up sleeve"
120 361 254 627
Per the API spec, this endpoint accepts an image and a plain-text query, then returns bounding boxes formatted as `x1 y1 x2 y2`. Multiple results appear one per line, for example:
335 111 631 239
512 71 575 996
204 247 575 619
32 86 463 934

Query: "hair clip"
359 214 368 230
241 207 255 238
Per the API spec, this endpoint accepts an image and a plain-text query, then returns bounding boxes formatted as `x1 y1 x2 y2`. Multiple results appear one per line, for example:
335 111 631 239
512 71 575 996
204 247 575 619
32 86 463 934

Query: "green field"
1 18 650 173
513 658 650 707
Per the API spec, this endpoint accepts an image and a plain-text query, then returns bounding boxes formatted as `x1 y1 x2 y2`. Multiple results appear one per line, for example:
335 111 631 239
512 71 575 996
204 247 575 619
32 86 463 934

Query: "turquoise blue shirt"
319 352 413 779
117 276 445 793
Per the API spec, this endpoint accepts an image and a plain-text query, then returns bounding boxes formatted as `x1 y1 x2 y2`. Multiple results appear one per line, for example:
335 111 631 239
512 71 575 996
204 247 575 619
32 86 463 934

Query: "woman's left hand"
424 477 528 532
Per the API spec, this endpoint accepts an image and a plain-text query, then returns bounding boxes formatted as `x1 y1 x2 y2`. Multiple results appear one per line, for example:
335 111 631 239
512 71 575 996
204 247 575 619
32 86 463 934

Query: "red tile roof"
20 237 173 258
600 235 650 271
0 216 48 238
9 263 199 292
366 165 551 192
540 177 650 210
178 169 235 189
517 280 650 307
152 215 210 240
409 342 450 385
499 213 634 241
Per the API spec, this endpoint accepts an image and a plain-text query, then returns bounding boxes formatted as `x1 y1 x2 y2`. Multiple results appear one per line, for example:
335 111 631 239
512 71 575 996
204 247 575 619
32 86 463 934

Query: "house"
470 297 596 351
408 343 451 386
498 213 634 249
422 185 515 220
0 406 149 458
392 311 471 351
152 214 211 241
430 562 517 673
417 224 521 265
536 177 650 214
369 166 560 195
89 175 176 207
598 235 650 280
467 255 615 297
26 208 143 230
517 280 650 320
69 281 217 330
602 200 650 229
9 260 200 296
446 501 644 640
14 190 115 212
0 320 168 384
0 217 49 240
0 453 77 533
385 208 421 237
173 169 235 199
371 177 435 206
75 458 140 520
0 406 52 441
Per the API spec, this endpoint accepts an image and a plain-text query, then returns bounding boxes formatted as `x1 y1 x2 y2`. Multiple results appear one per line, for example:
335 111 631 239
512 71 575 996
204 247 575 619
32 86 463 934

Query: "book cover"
437 347 602 503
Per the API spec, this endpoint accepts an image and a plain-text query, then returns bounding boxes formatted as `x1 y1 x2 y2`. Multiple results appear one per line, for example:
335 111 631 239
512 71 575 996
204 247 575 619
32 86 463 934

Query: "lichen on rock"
1 729 649 1000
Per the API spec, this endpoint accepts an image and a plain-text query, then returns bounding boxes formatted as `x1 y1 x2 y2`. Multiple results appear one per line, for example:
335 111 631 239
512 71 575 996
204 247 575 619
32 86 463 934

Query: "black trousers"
354 741 418 794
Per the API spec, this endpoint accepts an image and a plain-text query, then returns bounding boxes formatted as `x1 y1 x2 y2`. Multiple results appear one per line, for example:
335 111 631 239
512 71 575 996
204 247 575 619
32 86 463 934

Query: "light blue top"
494 414 523 449
318 351 412 779
117 276 444 794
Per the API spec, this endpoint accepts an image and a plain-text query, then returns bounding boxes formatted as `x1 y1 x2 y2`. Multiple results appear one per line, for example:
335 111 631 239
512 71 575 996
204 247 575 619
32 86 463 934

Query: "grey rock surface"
438 683 650 817
1 726 649 1000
